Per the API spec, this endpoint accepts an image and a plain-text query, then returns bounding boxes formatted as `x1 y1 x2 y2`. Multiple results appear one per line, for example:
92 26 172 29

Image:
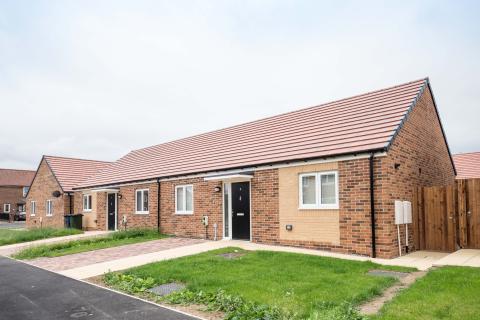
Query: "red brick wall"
26 159 67 229
117 183 159 230
0 186 24 216
374 86 456 257
251 169 279 244
160 178 223 240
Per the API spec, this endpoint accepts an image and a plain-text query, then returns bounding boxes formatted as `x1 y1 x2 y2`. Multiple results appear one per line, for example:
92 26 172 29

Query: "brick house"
0 169 35 220
26 156 111 229
453 152 480 179
74 78 455 258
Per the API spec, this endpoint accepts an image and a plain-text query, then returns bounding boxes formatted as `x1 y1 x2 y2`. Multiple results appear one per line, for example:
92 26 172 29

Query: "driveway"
0 220 25 229
0 256 199 320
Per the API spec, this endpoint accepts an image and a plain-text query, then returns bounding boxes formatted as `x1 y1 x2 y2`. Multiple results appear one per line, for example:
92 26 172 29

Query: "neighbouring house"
73 78 455 259
26 156 111 229
453 152 480 179
0 169 35 220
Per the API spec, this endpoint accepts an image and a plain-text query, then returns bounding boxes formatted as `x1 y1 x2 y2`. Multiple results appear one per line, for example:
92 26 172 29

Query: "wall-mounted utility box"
395 200 404 225
403 201 412 224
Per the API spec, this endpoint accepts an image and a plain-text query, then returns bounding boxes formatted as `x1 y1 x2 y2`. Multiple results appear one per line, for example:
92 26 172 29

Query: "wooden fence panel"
458 179 468 247
413 179 480 252
466 179 480 249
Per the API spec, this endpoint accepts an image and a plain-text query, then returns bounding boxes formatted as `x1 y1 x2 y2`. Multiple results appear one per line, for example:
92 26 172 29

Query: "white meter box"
395 200 404 225
403 201 412 224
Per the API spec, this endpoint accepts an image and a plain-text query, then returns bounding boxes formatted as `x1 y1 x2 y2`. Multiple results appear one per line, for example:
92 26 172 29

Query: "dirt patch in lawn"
359 270 427 315
85 276 224 320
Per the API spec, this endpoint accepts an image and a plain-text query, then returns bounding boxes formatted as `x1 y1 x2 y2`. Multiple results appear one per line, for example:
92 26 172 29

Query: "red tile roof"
453 152 480 179
78 78 430 188
0 169 35 187
43 156 112 192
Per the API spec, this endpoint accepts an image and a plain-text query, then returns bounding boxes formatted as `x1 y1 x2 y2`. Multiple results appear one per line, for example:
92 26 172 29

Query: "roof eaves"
74 147 386 190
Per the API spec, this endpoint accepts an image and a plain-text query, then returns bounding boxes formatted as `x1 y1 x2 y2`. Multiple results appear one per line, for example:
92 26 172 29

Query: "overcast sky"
1 0 479 170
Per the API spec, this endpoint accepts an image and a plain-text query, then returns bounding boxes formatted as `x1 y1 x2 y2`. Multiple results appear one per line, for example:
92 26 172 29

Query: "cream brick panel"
279 162 340 244
82 192 98 230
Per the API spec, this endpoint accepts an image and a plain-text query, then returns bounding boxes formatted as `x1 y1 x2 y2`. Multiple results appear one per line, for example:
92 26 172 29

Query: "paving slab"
434 249 480 267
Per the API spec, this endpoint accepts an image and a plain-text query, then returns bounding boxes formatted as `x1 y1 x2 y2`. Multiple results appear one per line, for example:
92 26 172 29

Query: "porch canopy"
203 172 254 182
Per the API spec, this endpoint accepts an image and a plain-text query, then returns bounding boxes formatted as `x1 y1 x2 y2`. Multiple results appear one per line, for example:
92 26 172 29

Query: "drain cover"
368 270 409 278
147 283 186 296
218 252 245 259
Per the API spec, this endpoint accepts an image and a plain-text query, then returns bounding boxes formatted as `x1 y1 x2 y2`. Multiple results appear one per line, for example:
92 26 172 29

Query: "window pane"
302 175 316 205
136 191 142 211
321 174 336 204
88 195 92 209
143 190 149 211
176 187 184 211
185 186 193 211
83 196 87 209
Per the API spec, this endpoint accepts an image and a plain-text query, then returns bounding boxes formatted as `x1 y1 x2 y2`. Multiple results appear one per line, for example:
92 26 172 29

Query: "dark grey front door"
231 182 250 240
107 194 116 231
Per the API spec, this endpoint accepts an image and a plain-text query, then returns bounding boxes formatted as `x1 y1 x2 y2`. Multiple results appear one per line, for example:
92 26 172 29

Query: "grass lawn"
104 247 414 319
13 229 168 259
0 228 82 246
373 266 480 320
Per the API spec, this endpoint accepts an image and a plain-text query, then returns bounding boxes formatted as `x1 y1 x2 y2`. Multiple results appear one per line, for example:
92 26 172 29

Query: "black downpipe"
157 178 161 233
369 153 376 258
69 193 73 214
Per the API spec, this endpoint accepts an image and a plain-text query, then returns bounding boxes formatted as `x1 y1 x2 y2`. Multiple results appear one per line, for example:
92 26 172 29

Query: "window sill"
298 206 339 210
46 214 53 217
175 211 193 215
135 211 149 215
83 210 92 213
30 214 35 217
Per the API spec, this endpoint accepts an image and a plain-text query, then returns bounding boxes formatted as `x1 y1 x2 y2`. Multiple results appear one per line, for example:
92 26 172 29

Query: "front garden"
102 247 415 319
0 227 82 246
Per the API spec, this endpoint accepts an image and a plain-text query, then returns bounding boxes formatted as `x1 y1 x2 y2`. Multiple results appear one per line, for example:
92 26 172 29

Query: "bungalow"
453 152 480 179
73 78 455 259
26 156 111 229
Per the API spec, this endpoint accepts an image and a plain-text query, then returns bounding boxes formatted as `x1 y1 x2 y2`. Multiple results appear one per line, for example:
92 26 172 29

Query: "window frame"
46 200 53 216
31 201 36 216
135 189 149 214
298 171 339 210
3 203 11 213
175 185 194 215
83 194 92 212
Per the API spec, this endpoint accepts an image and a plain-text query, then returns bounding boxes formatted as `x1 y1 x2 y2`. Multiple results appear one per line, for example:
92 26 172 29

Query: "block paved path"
27 237 205 271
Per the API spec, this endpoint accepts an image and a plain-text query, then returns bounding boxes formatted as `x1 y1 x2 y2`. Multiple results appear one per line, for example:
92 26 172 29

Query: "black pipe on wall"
369 153 377 258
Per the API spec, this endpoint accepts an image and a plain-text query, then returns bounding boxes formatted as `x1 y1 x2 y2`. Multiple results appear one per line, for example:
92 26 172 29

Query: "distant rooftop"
453 152 480 179
0 169 35 187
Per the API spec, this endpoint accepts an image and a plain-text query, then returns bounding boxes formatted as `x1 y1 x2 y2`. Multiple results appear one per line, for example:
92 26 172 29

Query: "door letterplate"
237 213 244 216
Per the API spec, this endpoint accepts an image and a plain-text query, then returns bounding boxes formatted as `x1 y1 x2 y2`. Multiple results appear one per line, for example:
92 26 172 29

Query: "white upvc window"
135 189 149 214
299 171 339 209
23 186 29 197
46 200 53 216
83 194 92 212
3 204 10 213
175 185 193 214
31 201 36 216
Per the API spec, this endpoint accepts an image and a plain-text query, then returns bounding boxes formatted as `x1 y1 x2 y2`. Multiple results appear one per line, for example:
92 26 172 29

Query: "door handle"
237 213 244 216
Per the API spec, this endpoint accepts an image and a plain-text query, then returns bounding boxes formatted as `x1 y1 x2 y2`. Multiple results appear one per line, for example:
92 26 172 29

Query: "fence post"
457 179 468 248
